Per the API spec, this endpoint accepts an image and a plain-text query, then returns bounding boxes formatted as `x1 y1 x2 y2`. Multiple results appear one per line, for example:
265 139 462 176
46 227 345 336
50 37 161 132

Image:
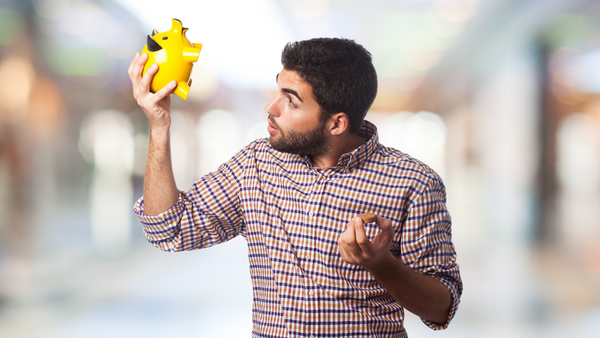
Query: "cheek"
287 111 319 132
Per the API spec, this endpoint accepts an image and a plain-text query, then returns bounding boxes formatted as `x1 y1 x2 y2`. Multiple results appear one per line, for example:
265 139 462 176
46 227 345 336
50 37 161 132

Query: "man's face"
265 69 330 157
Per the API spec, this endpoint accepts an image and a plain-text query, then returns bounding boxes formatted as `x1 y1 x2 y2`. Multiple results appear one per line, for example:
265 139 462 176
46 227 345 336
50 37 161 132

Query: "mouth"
267 116 279 134
146 34 163 52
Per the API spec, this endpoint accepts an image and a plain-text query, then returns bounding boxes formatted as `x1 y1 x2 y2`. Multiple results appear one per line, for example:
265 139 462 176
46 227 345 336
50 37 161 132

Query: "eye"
288 97 297 108
162 37 168 40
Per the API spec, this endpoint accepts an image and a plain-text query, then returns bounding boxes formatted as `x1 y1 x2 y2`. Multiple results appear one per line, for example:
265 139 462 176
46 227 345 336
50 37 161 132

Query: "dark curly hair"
281 38 378 134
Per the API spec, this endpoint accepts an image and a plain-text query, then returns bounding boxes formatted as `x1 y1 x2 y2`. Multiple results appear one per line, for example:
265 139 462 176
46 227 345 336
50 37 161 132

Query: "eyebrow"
276 73 303 103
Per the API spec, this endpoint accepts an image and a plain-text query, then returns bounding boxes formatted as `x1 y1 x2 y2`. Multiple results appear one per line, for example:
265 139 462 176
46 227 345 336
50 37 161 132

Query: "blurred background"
0 0 599 336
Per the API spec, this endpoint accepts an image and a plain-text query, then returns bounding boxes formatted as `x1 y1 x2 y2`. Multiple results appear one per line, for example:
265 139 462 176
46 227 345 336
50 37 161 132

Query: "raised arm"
128 52 179 215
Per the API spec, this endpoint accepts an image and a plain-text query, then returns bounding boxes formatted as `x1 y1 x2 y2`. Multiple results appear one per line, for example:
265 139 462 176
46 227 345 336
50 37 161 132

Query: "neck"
310 132 366 168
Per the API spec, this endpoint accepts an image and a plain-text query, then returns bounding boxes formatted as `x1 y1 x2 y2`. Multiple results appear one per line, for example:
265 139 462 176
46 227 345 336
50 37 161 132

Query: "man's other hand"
338 215 395 270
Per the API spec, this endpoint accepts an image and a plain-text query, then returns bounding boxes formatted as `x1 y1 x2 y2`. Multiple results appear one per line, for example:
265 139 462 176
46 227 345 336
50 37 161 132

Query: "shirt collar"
302 120 379 175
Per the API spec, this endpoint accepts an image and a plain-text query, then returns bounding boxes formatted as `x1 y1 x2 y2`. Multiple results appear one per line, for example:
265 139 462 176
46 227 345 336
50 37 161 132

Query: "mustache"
268 115 280 129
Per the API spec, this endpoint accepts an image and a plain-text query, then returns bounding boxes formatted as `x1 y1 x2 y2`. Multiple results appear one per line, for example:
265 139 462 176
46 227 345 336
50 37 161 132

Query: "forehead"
277 69 315 98
278 69 308 87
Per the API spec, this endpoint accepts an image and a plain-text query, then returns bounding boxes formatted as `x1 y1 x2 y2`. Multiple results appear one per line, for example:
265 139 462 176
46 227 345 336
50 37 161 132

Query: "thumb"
376 216 394 236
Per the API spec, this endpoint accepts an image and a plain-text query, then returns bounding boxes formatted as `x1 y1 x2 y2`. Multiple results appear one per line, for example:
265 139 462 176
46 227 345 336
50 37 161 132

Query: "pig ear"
146 35 163 52
171 18 183 32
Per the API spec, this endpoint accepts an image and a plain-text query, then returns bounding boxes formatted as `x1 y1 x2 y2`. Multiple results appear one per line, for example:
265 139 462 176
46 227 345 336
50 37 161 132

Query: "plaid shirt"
134 121 462 338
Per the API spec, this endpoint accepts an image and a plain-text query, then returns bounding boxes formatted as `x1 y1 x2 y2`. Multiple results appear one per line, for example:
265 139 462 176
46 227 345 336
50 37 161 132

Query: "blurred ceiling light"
82 110 135 258
433 0 479 23
78 110 134 175
286 0 332 20
0 7 25 46
0 56 36 125
406 111 447 153
379 111 414 150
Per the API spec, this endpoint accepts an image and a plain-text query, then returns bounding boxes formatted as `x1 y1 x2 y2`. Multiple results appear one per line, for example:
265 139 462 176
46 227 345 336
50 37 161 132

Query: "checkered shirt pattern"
134 120 462 338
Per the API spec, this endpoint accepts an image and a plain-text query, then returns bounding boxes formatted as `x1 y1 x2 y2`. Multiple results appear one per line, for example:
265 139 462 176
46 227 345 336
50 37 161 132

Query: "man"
128 38 461 337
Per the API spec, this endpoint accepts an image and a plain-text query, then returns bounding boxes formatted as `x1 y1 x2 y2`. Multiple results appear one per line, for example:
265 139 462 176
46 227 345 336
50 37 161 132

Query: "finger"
375 215 389 228
338 241 351 261
375 215 394 235
339 241 361 265
127 52 140 78
153 80 177 100
342 218 357 243
371 216 394 250
140 63 158 91
338 219 358 255
133 53 149 81
353 217 373 254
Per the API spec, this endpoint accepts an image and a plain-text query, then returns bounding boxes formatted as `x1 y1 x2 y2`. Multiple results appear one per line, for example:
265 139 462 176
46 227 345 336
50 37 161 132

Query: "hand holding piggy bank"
140 18 202 100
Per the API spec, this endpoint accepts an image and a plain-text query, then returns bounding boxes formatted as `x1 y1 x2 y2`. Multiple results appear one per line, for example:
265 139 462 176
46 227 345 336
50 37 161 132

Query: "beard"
268 116 330 157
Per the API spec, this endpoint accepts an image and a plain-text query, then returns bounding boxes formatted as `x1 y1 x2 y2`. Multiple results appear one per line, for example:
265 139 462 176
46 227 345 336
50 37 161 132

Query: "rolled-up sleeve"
133 145 250 252
401 173 463 330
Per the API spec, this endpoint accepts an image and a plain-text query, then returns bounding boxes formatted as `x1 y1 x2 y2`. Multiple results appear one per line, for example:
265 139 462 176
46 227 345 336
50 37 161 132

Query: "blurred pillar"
536 42 560 246
79 110 134 258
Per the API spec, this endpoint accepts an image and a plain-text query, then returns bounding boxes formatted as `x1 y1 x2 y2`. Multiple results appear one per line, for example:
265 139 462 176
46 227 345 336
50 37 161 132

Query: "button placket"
305 284 318 338
305 175 325 220
301 274 318 338
303 174 325 338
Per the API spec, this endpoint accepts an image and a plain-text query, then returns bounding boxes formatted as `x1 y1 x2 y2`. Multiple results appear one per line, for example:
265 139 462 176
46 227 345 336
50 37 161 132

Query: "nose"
265 96 280 117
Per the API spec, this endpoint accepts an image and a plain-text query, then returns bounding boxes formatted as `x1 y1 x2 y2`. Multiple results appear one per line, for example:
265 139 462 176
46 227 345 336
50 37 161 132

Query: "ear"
328 112 350 136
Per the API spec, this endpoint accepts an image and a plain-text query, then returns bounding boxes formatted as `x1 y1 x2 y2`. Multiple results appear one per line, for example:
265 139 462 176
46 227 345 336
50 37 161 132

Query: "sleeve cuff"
421 276 462 330
133 191 186 228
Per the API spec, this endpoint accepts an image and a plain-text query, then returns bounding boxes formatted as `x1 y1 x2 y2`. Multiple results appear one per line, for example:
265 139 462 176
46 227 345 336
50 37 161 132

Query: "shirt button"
309 291 314 296
309 335 315 338
308 211 314 217
305 254 311 260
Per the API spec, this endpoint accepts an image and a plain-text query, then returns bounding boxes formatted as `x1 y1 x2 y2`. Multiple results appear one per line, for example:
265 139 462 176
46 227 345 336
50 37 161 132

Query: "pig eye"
162 37 168 40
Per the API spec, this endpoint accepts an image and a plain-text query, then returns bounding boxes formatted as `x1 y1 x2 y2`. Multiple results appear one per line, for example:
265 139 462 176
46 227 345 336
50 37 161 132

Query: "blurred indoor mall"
1 0 600 337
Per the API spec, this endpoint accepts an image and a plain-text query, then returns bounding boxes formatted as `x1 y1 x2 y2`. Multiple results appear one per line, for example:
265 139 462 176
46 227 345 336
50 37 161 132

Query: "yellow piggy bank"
141 18 202 100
